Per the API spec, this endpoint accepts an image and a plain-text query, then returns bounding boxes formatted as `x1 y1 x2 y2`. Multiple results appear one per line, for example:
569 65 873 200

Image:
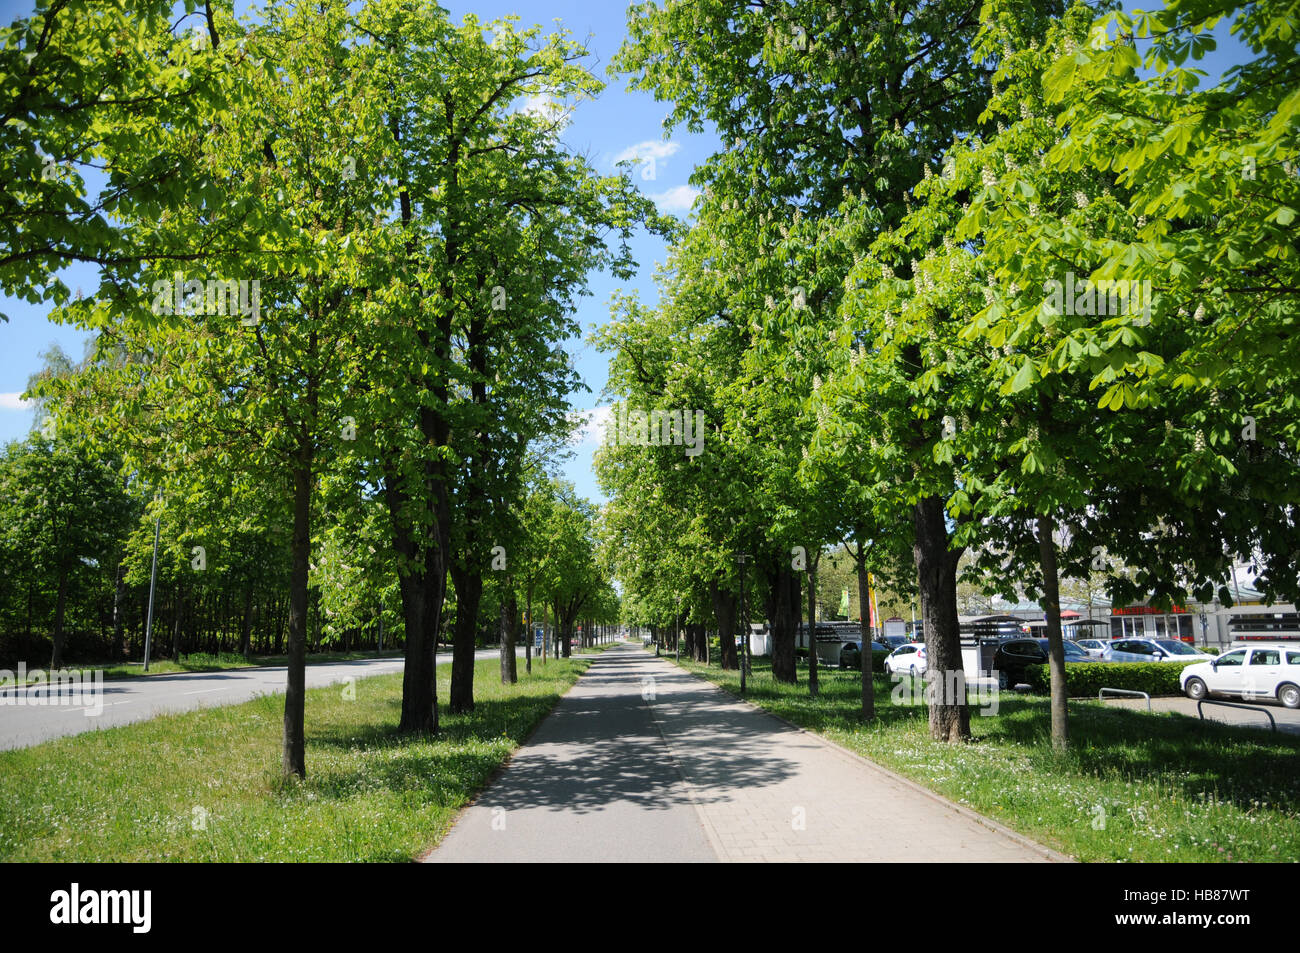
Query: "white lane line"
182 688 227 696
66 700 132 713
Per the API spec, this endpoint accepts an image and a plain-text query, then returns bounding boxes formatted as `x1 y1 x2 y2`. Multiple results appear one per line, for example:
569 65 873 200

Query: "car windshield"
1154 639 1199 655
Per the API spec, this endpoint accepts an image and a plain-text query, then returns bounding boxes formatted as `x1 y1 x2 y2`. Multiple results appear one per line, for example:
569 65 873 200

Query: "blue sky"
0 1 1253 504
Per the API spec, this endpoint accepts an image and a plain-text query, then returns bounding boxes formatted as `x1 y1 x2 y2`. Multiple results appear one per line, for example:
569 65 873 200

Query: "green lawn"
668 655 1300 862
0 656 588 861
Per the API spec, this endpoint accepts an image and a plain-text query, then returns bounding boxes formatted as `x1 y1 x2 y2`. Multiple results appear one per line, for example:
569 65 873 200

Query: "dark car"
880 634 908 649
993 637 1091 690
839 640 891 670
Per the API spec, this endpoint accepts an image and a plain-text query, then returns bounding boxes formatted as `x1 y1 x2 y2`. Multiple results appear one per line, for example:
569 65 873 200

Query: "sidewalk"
427 643 1067 862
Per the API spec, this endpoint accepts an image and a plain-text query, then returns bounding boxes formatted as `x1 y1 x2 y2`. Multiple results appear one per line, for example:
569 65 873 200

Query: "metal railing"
1196 698 1277 732
1098 687 1151 711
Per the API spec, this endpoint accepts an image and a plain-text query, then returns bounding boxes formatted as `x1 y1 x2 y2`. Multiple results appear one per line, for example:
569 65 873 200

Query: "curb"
656 655 1076 864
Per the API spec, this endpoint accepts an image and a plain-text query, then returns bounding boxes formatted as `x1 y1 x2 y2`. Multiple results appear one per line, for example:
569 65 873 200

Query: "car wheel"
1184 677 1208 701
910 663 918 677
1278 683 1300 710
998 669 1012 691
883 662 892 676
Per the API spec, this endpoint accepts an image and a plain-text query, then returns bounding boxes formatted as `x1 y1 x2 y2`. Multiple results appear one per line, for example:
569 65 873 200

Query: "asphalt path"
428 644 718 862
0 646 533 751
427 643 1057 863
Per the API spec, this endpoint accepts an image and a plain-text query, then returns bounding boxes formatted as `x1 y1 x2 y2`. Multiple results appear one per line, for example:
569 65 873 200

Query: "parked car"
880 634 908 649
883 643 927 677
839 640 891 670
1181 643 1300 709
1107 638 1213 664
1075 638 1109 659
993 637 1091 690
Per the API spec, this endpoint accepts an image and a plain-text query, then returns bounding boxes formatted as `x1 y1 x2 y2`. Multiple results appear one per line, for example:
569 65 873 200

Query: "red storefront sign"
1111 605 1190 615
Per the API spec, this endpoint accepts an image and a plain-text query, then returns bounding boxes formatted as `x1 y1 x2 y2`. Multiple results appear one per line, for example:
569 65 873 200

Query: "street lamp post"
736 553 750 694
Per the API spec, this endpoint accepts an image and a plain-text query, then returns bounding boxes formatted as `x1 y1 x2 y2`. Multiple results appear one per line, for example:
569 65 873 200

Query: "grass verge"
667 655 1300 862
0 656 588 861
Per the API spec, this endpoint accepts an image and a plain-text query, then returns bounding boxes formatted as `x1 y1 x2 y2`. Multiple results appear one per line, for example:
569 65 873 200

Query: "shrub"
1202 646 1221 655
1023 661 1201 697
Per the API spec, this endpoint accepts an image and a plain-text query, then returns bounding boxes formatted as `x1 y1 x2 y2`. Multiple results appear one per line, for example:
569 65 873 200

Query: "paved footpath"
428 644 1067 863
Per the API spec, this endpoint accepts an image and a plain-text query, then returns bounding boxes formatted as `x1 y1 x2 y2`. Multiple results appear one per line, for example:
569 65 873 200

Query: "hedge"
1023 661 1201 697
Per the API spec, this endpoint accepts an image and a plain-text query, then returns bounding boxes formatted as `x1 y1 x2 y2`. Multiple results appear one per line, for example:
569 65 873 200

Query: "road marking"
182 688 227 696
67 700 131 713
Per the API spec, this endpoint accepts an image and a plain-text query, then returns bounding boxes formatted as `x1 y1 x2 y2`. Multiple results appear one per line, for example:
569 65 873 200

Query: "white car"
1074 638 1109 658
1181 643 1300 709
883 643 927 677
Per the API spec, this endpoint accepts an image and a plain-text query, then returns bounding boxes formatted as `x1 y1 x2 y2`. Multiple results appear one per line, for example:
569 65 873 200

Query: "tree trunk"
50 568 70 669
524 583 533 675
239 582 254 661
856 549 874 719
1037 514 1069 752
172 581 184 659
111 558 127 660
273 595 285 655
690 622 707 662
282 462 312 779
807 557 819 698
560 609 572 658
913 494 969 742
500 590 518 684
766 561 799 683
709 577 739 670
385 474 445 735
449 566 482 713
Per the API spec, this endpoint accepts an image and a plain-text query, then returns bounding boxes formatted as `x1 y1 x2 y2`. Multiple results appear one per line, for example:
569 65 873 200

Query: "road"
428 643 1064 863
0 646 530 751
1101 694 1300 735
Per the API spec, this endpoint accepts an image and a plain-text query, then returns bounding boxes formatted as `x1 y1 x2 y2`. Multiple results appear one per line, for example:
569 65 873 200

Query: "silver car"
1106 638 1212 663
1074 638 1109 658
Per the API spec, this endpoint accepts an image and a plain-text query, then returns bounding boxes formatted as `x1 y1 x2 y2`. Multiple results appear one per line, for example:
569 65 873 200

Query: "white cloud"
613 140 681 165
568 405 614 446
649 184 701 213
0 393 32 411
522 93 559 117
519 93 571 134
